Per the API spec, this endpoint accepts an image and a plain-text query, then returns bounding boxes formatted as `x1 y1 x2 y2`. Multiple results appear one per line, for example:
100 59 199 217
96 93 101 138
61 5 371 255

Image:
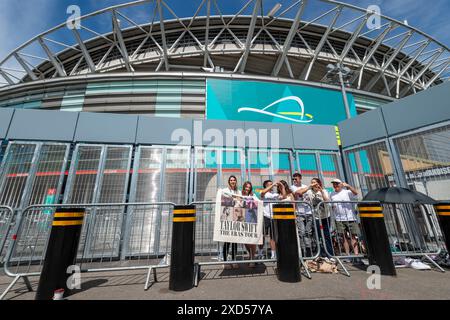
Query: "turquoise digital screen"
207 79 357 125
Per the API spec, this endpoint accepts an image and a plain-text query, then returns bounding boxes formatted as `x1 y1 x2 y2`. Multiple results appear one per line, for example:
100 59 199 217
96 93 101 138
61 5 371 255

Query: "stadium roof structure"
0 0 449 99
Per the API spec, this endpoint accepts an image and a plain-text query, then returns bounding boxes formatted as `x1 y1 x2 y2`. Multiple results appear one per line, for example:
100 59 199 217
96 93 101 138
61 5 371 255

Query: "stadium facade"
0 0 449 213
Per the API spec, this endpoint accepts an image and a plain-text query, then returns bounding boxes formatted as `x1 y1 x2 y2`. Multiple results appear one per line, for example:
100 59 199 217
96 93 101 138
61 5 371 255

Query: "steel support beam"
157 0 170 71
339 15 369 63
238 0 261 73
13 53 38 81
38 37 66 77
0 69 14 85
424 60 450 89
271 0 307 77
112 10 133 72
400 49 444 97
301 6 342 80
72 29 96 73
204 0 211 67
364 31 413 92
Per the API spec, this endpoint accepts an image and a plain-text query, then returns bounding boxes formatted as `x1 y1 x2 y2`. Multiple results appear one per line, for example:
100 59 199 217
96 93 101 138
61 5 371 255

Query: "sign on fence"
213 190 264 245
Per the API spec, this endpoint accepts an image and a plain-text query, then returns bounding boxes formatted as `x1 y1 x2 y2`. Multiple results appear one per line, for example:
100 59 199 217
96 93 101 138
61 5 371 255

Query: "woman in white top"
303 178 334 257
222 175 241 269
277 180 295 202
242 181 259 267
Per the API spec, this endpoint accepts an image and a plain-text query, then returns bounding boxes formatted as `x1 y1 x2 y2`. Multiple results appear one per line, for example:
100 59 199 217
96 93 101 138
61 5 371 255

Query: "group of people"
220 173 362 270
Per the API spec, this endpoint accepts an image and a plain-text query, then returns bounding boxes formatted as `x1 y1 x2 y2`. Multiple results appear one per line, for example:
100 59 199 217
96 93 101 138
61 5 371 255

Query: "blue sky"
0 0 449 61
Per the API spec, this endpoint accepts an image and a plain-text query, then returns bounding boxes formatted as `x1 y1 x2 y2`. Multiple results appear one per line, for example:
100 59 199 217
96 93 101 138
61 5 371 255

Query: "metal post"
338 69 352 120
35 208 85 300
272 203 301 282
358 202 396 276
169 205 196 291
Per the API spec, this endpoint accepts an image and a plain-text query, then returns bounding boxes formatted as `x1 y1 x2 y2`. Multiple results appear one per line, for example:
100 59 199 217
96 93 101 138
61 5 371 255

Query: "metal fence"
0 206 14 263
0 202 175 300
317 201 373 276
191 200 320 285
382 203 445 271
1 199 447 299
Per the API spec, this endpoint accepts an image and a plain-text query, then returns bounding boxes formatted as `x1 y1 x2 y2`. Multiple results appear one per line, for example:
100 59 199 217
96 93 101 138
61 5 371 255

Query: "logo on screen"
237 96 314 123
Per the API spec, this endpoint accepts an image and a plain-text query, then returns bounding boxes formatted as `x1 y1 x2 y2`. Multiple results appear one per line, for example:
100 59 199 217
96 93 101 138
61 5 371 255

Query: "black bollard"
169 205 196 291
433 203 450 253
35 208 85 300
273 203 301 283
358 202 396 276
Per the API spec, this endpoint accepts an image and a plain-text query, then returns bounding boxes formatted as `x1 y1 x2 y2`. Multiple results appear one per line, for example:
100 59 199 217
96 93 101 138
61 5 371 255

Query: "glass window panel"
0 143 36 208
194 148 218 201
221 150 243 190
298 153 319 185
247 150 270 197
28 144 68 206
65 145 102 204
320 153 341 192
134 147 163 203
163 148 190 204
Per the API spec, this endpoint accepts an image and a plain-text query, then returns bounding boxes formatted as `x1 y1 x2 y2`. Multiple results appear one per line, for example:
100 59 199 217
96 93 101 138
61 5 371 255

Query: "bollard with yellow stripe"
433 202 450 253
169 205 196 291
358 202 396 276
36 208 85 300
272 204 301 283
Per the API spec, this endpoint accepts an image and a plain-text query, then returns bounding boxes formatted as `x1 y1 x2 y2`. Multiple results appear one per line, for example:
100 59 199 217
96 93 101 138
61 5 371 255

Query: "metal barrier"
0 206 14 264
317 201 446 276
317 201 370 276
0 202 175 300
191 200 320 285
382 203 445 272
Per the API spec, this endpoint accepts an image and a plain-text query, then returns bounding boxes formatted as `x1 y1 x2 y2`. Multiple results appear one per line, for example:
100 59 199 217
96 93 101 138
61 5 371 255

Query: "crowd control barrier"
0 206 14 263
1 199 448 299
382 202 445 272
190 200 319 286
0 202 175 300
316 201 368 276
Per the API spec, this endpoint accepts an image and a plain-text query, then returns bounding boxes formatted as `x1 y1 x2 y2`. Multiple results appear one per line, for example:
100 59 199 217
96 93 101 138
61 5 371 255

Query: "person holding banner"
221 175 241 269
242 181 259 268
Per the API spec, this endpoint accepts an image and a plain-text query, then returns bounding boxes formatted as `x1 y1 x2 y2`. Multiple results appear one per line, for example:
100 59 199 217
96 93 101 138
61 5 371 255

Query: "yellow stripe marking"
54 212 84 218
272 208 295 213
173 217 196 222
358 207 383 211
53 220 84 226
360 213 384 218
435 206 450 210
438 212 450 216
273 215 296 220
173 209 196 214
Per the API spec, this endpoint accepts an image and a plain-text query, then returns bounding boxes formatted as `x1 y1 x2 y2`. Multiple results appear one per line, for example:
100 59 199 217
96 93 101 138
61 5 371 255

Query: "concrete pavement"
1 263 449 300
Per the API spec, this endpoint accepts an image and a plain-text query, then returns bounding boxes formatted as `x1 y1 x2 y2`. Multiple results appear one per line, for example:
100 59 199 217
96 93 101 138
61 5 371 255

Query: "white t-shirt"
262 191 278 218
222 187 242 197
290 184 309 215
330 189 357 221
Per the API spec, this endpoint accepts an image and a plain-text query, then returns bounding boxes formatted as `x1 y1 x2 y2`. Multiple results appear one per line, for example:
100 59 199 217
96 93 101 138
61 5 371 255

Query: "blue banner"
207 79 357 125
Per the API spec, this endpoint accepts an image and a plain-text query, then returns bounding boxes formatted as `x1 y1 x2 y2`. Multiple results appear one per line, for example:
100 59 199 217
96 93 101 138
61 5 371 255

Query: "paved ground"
1 262 449 300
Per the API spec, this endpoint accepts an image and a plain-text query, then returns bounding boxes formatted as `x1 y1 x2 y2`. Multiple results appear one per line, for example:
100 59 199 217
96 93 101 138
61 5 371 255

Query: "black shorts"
264 217 274 238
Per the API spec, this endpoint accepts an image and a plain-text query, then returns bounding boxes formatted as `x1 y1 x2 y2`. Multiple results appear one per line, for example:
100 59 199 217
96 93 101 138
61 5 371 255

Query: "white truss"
0 0 448 99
